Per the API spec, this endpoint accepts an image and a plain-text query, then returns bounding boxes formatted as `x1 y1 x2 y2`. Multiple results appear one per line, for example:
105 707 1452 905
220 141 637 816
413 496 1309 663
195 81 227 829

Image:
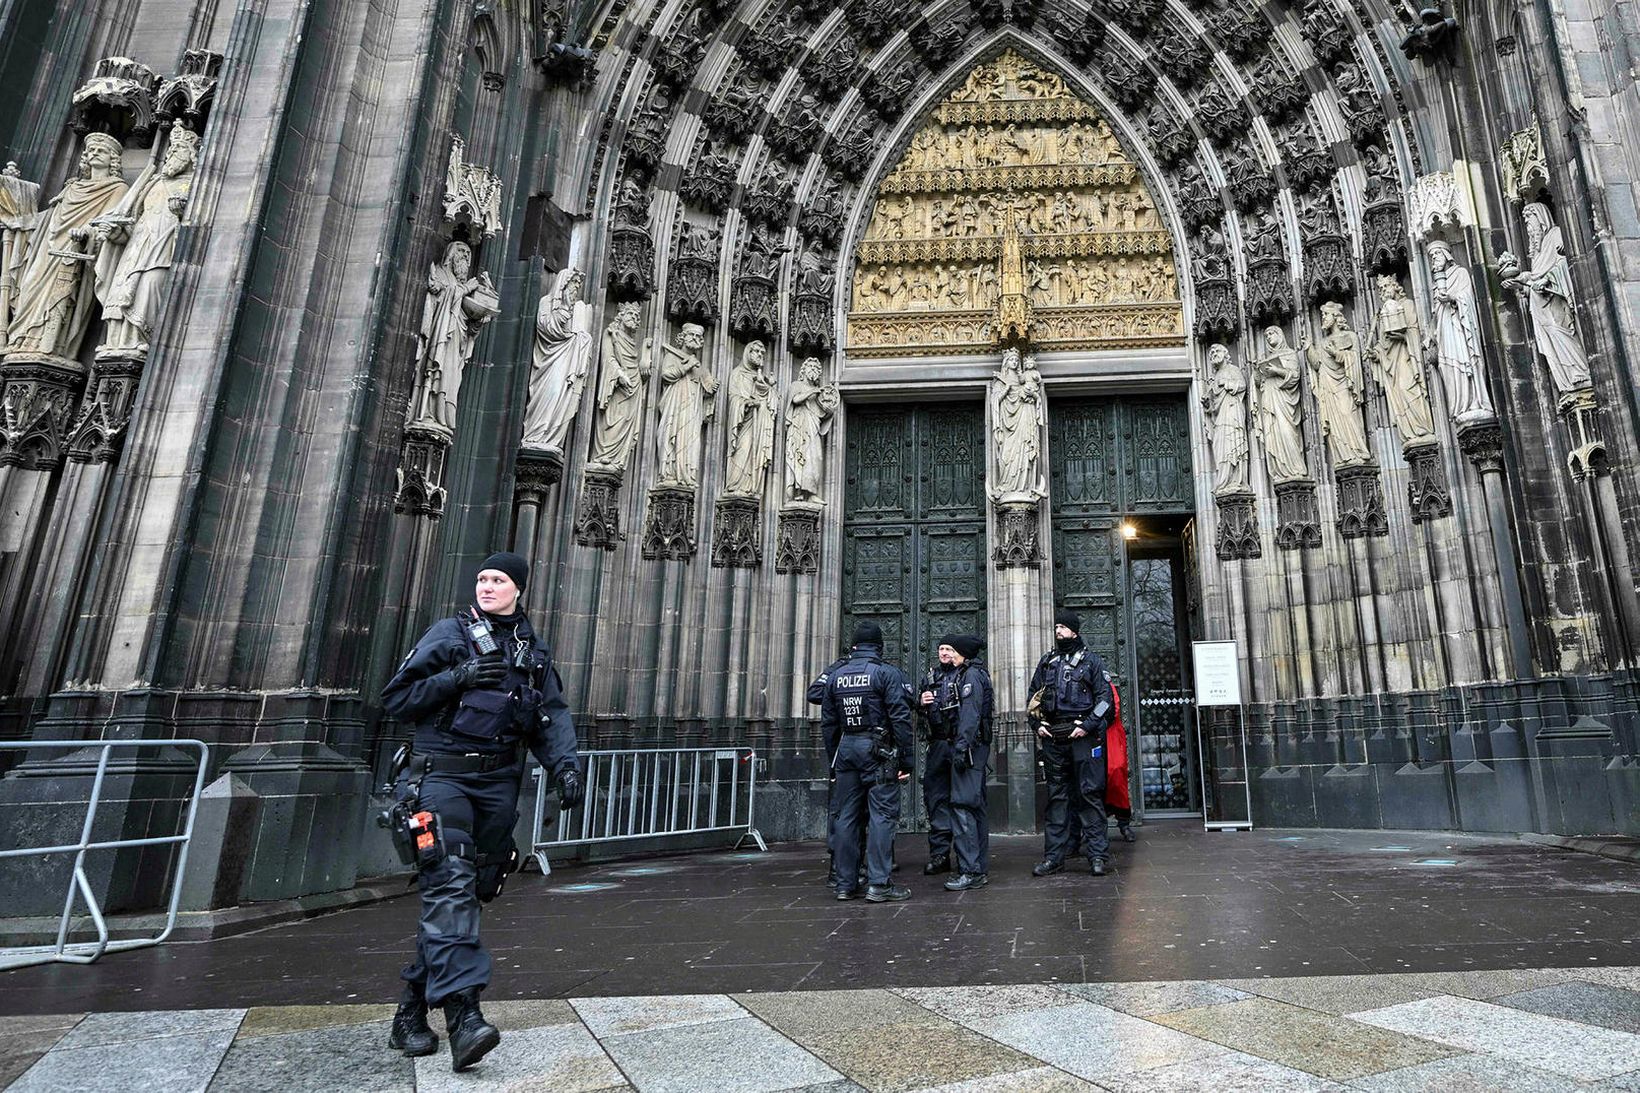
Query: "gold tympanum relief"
848 48 1185 357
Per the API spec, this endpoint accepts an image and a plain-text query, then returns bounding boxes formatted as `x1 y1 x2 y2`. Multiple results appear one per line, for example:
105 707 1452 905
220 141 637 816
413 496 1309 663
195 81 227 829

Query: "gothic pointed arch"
846 46 1183 357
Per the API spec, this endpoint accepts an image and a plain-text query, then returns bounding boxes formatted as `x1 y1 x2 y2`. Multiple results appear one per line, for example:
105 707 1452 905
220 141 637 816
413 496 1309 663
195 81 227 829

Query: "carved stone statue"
989 347 1046 500
520 266 593 454
1204 343 1250 495
784 356 838 505
723 339 778 497
1303 302 1373 468
1423 240 1495 423
1251 325 1309 484
92 127 198 357
1503 202 1593 397
405 240 500 430
4 132 129 360
0 162 42 349
654 321 714 488
586 300 652 473
1369 275 1437 448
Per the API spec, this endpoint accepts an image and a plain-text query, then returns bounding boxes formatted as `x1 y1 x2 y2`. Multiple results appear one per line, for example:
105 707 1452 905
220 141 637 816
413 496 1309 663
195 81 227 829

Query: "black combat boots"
923 854 951 875
387 986 438 1057
442 987 501 1071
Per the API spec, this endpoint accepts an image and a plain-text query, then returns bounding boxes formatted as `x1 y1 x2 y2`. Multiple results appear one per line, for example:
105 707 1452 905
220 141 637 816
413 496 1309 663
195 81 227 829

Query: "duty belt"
842 725 886 735
412 750 519 775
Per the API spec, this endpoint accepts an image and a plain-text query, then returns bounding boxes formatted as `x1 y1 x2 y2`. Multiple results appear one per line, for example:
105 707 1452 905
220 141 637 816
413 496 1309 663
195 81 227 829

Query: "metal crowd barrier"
0 738 210 971
530 746 767 874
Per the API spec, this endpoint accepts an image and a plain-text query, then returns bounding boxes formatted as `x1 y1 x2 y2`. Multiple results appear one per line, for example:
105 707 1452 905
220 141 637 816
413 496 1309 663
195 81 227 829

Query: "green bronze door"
843 405 987 680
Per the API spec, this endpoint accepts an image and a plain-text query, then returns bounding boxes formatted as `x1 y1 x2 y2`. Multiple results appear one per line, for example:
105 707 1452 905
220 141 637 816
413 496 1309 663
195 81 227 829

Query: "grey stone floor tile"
414 1021 627 1092
1060 980 1250 1017
51 1008 245 1050
895 985 1082 1023
1349 1053 1588 1092
737 989 949 1037
1214 974 1438 1015
1153 998 1457 1081
1396 969 1575 1000
0 1053 43 1089
969 1001 1229 1081
910 1066 1097 1091
0 1017 79 1039
207 1020 410 1092
600 1015 842 1093
485 998 580 1029
1495 981 1640 1034
797 1018 1039 1091
1350 995 1640 1081
8 1028 237 1093
571 992 746 1036
1577 967 1640 993
0 1029 73 1063
1598 1067 1640 1091
1095 1050 1341 1092
235 1003 394 1038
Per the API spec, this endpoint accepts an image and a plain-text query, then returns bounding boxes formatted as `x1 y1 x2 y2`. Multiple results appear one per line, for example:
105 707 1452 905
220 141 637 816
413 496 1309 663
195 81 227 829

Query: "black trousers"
1041 730 1108 862
923 739 953 860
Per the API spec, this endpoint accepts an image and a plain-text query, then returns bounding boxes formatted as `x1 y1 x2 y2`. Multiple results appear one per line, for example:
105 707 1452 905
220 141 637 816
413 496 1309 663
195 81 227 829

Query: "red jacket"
1106 683 1132 811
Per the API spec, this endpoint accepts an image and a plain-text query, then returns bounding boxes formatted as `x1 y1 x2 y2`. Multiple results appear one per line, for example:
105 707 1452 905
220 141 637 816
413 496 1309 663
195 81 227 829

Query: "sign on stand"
1192 641 1253 832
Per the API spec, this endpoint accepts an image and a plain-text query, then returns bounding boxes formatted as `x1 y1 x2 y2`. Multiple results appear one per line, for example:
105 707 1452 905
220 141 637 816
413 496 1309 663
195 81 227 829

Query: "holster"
475 844 521 903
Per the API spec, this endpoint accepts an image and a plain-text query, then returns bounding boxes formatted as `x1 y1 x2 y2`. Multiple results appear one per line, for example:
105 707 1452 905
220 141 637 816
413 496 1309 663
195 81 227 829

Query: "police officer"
822 621 914 902
934 634 993 892
807 649 850 889
916 642 959 875
1028 609 1117 877
380 552 585 1071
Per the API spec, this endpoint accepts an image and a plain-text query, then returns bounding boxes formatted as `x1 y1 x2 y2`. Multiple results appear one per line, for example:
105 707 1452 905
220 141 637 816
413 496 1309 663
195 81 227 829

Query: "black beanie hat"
479 551 530 593
1055 608 1082 635
941 633 985 660
852 620 884 647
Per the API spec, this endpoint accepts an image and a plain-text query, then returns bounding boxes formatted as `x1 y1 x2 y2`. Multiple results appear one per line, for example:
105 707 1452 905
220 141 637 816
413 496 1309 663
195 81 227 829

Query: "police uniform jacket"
948 661 994 754
920 663 958 739
1029 641 1115 733
806 655 850 707
382 611 580 778
819 644 914 770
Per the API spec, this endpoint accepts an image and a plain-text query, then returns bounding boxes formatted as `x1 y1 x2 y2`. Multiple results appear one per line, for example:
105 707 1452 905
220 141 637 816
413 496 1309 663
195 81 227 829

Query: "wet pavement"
3 822 1639 1015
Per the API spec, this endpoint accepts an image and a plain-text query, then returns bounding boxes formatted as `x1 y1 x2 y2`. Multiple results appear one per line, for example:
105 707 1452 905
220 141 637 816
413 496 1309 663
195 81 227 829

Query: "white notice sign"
1192 641 1242 707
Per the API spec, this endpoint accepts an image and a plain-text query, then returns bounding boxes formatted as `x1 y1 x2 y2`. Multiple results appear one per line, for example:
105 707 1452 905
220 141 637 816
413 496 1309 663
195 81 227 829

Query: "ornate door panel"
1122 399 1193 512
844 406 987 670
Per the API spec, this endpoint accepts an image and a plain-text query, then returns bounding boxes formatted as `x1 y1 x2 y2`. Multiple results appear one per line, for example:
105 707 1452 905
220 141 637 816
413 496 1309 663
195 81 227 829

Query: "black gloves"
556 768 585 808
450 654 506 691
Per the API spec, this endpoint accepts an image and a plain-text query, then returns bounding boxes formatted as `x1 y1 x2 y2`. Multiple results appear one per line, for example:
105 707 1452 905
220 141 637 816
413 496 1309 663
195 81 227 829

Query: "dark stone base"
218 742 371 902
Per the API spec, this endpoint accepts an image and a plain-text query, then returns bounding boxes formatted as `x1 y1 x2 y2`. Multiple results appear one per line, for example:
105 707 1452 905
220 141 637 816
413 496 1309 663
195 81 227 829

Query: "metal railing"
530 746 766 874
0 739 210 971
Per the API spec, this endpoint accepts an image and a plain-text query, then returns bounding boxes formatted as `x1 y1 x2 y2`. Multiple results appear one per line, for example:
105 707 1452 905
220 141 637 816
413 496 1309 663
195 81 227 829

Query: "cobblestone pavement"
5 965 1640 1090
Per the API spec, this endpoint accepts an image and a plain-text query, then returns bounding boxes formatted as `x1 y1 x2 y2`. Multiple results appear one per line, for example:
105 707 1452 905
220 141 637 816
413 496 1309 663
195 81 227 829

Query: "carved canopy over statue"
3 132 129 361
520 267 594 455
94 126 199 358
1203 342 1250 496
784 356 838 506
989 346 1046 501
654 322 714 489
405 240 500 431
723 339 778 498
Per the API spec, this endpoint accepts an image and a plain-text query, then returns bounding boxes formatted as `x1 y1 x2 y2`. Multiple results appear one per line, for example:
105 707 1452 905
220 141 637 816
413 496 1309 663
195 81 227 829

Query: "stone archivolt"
848 49 1183 357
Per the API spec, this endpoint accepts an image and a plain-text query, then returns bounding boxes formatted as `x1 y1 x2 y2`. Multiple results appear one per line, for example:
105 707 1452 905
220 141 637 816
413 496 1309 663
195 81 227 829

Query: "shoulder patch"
961 683 972 697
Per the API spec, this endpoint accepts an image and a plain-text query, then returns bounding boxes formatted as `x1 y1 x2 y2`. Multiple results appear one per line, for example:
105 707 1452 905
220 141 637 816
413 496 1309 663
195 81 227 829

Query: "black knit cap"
1054 609 1082 635
479 551 530 593
852 620 883 647
941 633 985 660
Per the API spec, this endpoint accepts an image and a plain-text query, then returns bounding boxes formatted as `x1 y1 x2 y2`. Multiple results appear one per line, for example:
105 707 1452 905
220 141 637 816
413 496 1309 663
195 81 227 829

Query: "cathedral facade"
0 0 1637 908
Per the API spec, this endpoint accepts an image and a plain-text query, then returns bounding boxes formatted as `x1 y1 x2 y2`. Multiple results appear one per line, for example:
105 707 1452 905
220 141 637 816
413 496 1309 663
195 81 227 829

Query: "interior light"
1120 521 1139 540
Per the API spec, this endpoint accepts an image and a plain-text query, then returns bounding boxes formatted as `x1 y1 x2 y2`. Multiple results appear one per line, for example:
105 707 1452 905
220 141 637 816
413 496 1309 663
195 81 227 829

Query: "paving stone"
51 1008 245 1050
1600 1067 1640 1091
208 1021 410 1092
1396 968 1575 999
1152 998 1457 1081
571 992 747 1036
1351 995 1640 1081
1578 967 1640 992
485 998 580 1029
1496 981 1640 1034
895 984 1081 1023
0 1016 80 1039
1059 980 1250 1017
0 1028 74 1063
1093 1050 1338 1092
0 1053 44 1088
797 1019 1039 1091
9 1028 237 1093
414 1021 627 1092
910 1066 1097 1091
1212 974 1438 1015
737 989 949 1037
600 1015 842 1092
236 1003 394 1038
968 1001 1228 1081
1350 1053 1589 1092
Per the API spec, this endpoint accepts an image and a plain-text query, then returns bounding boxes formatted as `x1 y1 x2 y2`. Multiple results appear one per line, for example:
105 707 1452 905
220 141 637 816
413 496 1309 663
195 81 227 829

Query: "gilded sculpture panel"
848 49 1185 356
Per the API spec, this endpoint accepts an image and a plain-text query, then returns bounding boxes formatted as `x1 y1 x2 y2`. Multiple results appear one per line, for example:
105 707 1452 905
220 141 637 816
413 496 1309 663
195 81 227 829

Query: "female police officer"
380 551 584 1071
